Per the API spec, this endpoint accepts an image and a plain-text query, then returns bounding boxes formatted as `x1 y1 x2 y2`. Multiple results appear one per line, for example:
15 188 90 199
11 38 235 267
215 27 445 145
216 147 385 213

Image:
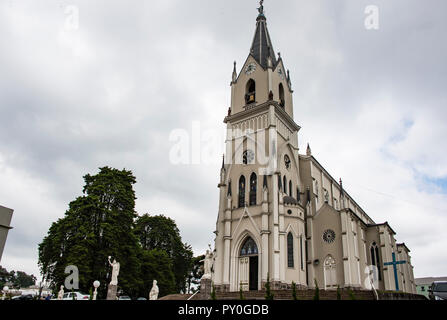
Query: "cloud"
0 0 446 280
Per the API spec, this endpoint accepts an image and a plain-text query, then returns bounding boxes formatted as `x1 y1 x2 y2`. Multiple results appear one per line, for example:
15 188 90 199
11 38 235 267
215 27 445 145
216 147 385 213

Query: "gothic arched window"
370 242 382 281
297 187 301 202
283 176 287 195
240 237 258 256
245 79 256 104
249 173 257 206
239 175 246 208
300 235 304 270
289 181 293 197
287 232 294 268
279 83 285 108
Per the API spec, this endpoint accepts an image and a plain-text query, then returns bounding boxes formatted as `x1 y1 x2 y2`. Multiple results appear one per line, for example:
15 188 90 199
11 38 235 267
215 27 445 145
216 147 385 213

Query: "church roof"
250 13 277 69
283 196 299 205
397 242 411 253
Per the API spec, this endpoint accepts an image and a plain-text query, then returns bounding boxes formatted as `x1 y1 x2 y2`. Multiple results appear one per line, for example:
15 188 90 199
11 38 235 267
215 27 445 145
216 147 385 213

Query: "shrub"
265 273 274 300
292 281 298 300
348 288 356 300
211 284 217 300
239 283 245 300
313 279 320 301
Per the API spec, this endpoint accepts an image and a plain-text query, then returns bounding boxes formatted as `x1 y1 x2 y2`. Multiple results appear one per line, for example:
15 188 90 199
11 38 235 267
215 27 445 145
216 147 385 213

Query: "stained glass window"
287 233 294 268
240 237 258 256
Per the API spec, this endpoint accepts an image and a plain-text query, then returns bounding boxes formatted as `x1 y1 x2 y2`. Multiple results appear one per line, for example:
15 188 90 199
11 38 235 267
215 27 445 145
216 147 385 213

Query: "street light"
93 281 100 300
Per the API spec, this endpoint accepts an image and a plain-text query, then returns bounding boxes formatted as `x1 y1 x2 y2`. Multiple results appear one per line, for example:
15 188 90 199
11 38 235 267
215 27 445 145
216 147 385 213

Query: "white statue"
57 285 64 300
108 256 120 286
149 280 159 300
200 248 215 279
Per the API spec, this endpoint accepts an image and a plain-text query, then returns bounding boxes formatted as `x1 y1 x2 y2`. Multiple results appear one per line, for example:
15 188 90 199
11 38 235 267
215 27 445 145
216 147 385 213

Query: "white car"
62 292 90 300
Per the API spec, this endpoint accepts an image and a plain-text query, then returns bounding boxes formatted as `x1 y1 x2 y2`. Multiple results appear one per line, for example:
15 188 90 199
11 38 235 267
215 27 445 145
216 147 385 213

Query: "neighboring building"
211 4 416 294
0 205 14 263
415 277 447 298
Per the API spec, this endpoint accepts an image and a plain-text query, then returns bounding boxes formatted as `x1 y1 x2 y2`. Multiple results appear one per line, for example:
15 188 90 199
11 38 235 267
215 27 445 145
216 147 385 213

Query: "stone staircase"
198 289 425 300
160 289 426 301
213 289 375 300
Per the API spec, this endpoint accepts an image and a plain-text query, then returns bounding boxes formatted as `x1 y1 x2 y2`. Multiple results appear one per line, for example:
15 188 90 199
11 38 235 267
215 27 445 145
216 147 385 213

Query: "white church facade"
211 4 416 294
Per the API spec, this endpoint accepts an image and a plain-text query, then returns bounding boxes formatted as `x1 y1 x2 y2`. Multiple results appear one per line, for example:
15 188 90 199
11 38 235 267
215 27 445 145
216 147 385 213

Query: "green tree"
186 255 205 294
38 167 141 298
139 249 175 298
0 267 36 289
337 286 342 300
134 214 193 293
14 271 37 288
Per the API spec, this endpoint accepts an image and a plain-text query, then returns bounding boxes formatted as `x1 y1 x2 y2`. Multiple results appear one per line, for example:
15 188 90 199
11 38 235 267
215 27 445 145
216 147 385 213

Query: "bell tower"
230 3 294 118
213 2 307 293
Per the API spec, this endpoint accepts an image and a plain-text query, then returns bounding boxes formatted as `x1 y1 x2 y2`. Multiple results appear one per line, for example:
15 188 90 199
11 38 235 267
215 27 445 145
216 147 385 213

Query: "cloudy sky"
1 0 446 280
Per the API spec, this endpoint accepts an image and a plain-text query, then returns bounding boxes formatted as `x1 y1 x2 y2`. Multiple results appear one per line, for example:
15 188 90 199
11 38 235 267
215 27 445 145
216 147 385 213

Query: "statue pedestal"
199 277 212 300
106 284 118 300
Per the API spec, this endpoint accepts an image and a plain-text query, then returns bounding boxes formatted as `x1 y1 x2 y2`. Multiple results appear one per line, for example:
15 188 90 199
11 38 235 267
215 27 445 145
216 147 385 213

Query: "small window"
283 176 287 194
239 175 246 208
279 83 285 108
287 232 294 268
249 173 257 206
245 79 256 104
300 235 304 270
289 181 293 197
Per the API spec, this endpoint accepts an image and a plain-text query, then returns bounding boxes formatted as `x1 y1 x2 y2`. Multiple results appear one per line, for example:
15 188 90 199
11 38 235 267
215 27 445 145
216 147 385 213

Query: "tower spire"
250 0 277 69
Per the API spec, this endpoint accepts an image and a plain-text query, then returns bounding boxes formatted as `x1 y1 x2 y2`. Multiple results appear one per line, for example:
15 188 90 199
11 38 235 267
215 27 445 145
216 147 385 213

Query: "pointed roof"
250 8 277 69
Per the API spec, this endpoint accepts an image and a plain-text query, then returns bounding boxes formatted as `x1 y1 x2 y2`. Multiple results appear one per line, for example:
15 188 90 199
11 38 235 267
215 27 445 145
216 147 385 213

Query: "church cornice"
224 100 301 133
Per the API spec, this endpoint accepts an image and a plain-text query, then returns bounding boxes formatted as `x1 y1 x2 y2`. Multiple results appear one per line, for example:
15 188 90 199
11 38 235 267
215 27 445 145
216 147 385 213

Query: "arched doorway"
324 255 337 289
239 237 259 291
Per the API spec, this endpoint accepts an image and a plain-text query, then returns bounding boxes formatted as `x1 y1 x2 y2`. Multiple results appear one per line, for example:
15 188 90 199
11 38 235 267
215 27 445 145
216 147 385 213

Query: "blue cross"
384 252 406 291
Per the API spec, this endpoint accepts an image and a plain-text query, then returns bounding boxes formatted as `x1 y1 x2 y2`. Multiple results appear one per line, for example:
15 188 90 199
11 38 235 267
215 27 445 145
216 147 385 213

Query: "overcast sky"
1 0 446 280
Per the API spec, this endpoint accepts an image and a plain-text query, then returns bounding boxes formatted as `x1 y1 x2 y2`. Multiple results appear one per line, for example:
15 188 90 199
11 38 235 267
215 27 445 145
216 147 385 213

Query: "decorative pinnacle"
258 0 264 15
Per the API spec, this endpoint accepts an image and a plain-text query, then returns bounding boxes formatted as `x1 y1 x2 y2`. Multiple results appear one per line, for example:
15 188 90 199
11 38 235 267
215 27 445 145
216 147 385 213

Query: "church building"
0 205 14 263
212 3 416 294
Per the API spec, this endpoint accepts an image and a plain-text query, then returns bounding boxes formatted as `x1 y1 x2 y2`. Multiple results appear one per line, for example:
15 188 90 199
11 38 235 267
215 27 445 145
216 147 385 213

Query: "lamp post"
2 286 9 300
93 281 100 300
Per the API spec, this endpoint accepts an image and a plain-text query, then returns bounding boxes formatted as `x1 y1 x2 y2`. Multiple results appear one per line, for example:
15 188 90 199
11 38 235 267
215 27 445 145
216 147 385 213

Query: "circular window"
287 210 292 215
284 155 291 169
323 230 336 244
243 150 255 165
